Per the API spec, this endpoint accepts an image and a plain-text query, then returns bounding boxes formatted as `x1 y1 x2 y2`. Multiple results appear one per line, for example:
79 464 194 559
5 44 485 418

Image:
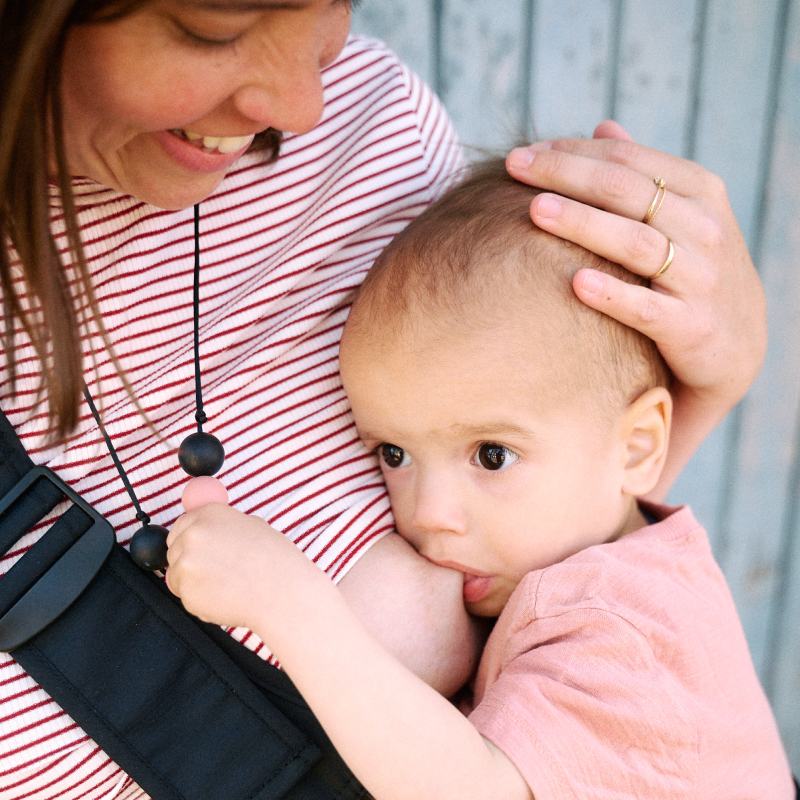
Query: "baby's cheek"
382 476 415 539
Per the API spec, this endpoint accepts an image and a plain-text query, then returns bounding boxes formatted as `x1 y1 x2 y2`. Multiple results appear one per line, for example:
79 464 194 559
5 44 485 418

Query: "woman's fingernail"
534 195 563 219
577 270 604 295
508 147 534 170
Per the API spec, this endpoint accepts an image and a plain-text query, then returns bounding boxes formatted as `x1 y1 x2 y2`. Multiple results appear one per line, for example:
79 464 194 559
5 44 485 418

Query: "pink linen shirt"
467 505 793 799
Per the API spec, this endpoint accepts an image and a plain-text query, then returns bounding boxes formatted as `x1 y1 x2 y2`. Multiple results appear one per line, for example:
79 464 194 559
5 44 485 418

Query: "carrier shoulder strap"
0 409 368 800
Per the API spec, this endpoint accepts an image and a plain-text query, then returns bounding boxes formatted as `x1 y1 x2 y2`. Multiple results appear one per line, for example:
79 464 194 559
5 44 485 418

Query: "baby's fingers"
166 513 189 549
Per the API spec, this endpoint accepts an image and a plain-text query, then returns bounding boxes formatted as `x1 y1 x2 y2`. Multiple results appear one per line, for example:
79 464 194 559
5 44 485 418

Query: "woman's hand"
506 120 766 493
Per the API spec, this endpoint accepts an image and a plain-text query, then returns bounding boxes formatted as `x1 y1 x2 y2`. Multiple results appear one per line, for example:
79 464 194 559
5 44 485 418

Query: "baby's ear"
619 386 672 497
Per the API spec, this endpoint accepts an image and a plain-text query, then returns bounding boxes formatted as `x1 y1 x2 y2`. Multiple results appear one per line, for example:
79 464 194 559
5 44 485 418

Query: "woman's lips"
153 129 253 174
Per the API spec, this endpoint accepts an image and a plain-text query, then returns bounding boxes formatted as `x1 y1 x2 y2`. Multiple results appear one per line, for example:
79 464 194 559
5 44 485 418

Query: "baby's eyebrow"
355 423 539 444
443 422 538 439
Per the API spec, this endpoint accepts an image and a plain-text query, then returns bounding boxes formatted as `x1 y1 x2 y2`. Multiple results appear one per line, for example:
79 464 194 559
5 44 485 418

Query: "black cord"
83 206 206 526
83 385 150 525
192 203 207 431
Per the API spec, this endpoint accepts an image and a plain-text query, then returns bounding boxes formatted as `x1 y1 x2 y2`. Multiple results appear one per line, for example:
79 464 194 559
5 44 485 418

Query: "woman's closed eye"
171 17 247 48
473 443 519 472
378 443 412 469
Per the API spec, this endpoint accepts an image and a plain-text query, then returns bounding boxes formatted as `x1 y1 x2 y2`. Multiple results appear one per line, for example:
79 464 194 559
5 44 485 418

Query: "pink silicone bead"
181 476 229 511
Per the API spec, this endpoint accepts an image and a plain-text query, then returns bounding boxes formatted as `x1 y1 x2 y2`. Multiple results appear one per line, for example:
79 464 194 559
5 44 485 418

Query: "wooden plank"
691 0 783 245
437 0 529 154
351 0 436 88
528 0 617 140
715 0 800 683
612 0 700 156
760 0 800 771
773 465 800 772
668 0 783 552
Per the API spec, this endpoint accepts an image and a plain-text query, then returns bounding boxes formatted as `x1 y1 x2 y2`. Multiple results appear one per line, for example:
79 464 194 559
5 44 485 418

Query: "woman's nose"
230 70 325 135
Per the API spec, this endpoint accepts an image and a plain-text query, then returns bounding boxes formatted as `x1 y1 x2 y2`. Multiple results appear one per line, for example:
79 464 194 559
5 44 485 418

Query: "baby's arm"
167 504 531 800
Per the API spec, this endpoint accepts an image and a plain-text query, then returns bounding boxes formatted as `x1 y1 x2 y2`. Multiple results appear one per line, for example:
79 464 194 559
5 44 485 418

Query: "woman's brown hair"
0 0 282 441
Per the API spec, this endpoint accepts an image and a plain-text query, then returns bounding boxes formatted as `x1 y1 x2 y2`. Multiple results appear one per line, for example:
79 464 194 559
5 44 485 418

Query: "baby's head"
340 158 672 616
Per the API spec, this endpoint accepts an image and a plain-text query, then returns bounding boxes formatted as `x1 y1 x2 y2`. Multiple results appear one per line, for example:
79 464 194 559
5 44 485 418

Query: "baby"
166 159 793 799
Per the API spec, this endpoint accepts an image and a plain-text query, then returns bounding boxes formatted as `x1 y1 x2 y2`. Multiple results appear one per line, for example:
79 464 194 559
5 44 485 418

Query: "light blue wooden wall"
354 0 800 772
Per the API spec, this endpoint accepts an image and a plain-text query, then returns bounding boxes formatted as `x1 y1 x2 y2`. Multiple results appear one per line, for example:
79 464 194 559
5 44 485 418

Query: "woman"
0 0 765 797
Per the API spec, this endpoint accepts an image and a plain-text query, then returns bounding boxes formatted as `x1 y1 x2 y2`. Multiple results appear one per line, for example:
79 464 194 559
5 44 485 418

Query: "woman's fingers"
508 148 701 237
507 123 766 415
592 119 633 141
530 192 694 286
572 268 688 353
509 137 717 202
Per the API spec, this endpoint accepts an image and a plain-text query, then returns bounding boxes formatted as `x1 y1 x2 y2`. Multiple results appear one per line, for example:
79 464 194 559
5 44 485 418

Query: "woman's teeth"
173 130 253 154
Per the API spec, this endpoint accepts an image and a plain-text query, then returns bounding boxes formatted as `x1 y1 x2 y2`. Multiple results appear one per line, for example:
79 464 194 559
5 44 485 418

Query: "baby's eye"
474 443 518 472
379 443 411 469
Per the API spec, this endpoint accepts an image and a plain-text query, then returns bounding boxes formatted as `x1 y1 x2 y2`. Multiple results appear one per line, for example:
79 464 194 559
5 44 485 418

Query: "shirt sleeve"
468 608 700 800
398 57 465 202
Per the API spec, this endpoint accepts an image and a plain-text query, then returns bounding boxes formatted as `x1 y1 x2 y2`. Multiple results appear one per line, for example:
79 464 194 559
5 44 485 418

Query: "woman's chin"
121 171 226 210
92 138 233 209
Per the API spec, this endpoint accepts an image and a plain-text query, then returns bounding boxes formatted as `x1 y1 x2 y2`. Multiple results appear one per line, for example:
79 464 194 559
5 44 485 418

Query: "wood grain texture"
750 0 800 768
611 0 701 155
707 0 798 679
668 0 784 551
528 0 617 140
436 0 530 154
351 0 435 87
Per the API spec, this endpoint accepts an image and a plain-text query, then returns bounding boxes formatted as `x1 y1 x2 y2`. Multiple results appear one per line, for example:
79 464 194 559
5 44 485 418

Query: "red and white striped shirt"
0 37 462 799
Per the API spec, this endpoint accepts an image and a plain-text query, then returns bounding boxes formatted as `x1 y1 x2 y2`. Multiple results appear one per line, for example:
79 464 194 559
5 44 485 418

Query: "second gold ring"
650 238 675 280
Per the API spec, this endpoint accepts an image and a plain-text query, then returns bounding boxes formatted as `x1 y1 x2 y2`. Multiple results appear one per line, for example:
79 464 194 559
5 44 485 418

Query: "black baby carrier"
0 408 368 800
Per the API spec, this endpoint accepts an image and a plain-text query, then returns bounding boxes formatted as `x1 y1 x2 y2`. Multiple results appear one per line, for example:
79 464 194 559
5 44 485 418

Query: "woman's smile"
154 129 256 174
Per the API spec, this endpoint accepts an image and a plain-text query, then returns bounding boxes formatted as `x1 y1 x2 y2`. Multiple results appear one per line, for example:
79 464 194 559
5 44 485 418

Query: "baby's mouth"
170 129 255 155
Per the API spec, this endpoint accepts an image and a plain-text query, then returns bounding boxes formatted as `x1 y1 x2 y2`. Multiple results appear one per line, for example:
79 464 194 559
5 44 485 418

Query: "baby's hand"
165 504 309 629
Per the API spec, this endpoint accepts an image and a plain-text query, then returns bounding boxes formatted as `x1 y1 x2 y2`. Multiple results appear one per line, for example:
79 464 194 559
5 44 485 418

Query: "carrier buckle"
0 466 114 650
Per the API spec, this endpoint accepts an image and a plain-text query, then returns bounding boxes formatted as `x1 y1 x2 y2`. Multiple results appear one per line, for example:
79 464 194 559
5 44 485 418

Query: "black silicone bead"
178 431 225 476
130 524 169 571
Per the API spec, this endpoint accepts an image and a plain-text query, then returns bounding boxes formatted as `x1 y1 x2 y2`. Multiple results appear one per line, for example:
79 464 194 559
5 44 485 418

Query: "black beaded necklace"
84 204 225 571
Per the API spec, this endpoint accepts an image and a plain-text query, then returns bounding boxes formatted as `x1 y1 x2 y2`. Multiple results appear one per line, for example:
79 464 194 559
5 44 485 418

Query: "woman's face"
60 0 353 209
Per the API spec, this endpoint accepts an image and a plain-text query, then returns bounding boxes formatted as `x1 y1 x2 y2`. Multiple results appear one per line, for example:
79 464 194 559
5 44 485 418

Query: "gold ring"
642 176 667 225
650 238 675 280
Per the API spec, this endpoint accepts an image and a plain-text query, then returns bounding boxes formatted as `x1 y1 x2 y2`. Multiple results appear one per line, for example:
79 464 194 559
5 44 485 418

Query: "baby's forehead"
346 291 577 391
349 258 574 354
341 305 612 451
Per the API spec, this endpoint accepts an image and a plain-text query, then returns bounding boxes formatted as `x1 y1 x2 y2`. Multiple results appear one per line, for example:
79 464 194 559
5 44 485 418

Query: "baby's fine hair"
349 157 671 413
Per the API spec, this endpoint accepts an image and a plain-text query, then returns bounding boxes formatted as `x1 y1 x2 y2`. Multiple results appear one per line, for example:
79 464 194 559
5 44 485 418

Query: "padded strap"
0 408 369 799
13 547 318 800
